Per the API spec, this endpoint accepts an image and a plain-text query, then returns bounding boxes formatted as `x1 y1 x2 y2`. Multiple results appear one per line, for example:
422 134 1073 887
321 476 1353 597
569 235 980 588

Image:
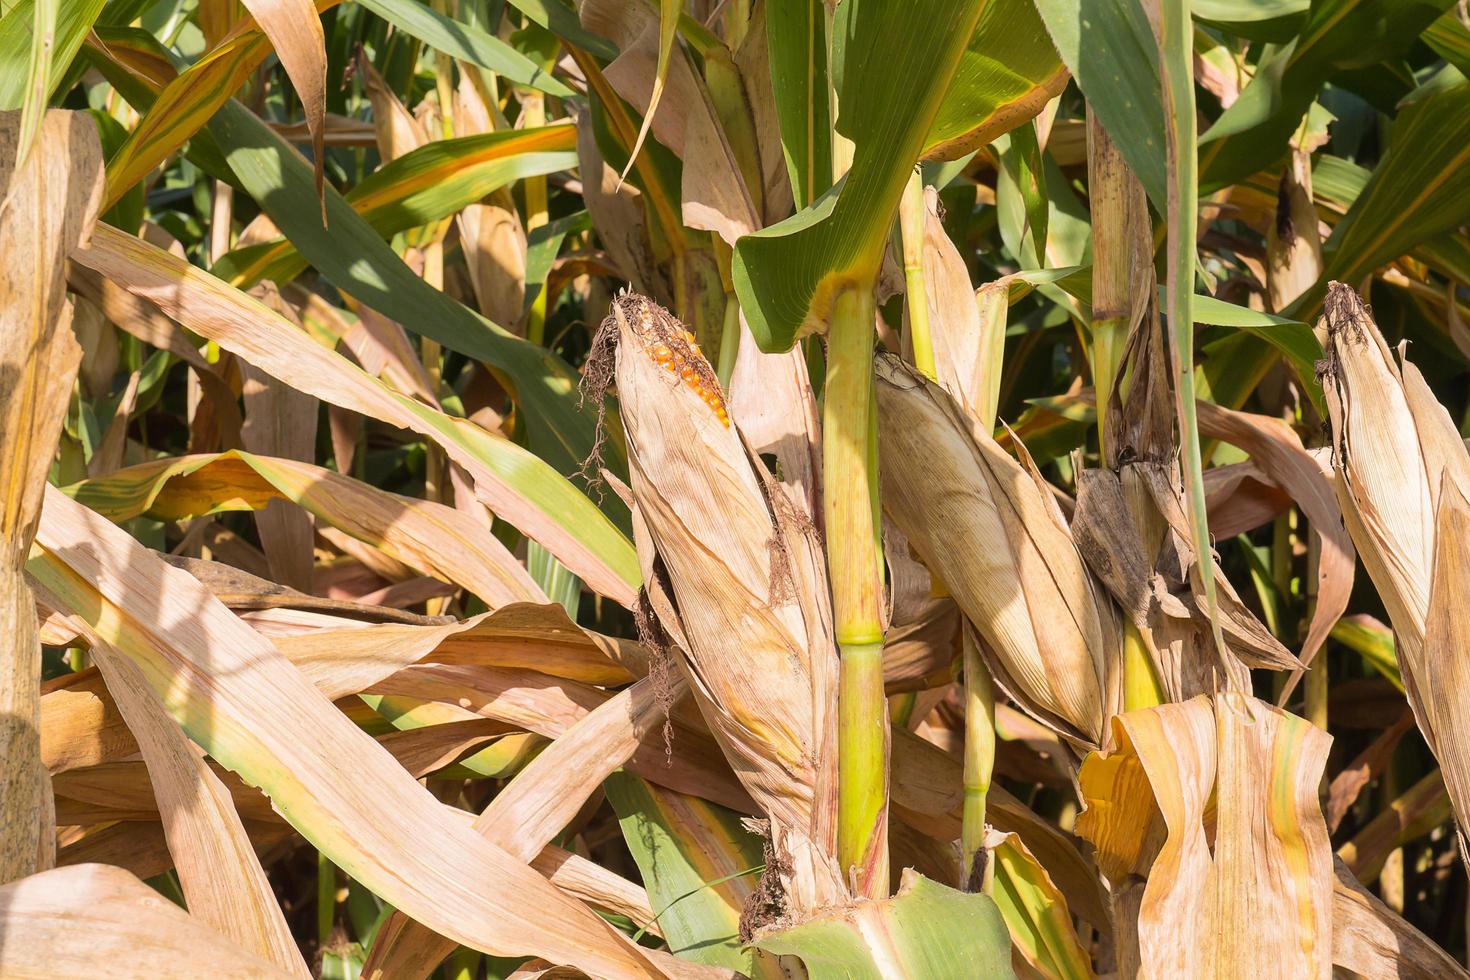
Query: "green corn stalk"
826 284 889 898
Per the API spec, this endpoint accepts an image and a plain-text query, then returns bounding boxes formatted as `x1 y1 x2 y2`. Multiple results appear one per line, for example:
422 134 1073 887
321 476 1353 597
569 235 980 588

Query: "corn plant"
4 0 1470 976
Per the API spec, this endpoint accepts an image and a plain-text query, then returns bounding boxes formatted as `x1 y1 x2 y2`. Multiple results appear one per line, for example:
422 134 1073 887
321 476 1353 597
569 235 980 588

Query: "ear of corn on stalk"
874 352 1121 750
1320 281 1470 863
599 292 847 917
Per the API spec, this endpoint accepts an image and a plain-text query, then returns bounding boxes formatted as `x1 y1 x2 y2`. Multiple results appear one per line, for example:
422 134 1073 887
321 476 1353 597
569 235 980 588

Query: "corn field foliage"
5 0 1470 976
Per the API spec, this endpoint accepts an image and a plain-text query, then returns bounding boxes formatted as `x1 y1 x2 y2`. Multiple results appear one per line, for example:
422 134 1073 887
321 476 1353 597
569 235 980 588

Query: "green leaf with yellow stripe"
214 124 577 287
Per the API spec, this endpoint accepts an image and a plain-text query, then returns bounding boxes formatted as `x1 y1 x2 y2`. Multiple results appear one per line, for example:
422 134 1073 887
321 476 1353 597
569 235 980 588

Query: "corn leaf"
1160 0 1223 654
215 124 577 287
1034 0 1166 210
1319 81 1470 294
238 0 326 205
734 0 989 351
0 0 106 113
363 675 687 980
752 870 1015 979
1425 7 1470 74
763 0 831 210
606 773 772 978
68 224 640 606
357 0 572 97
613 0 678 183
922 0 1069 161
84 640 309 977
0 864 299 978
989 833 1095 980
507 0 618 60
29 487 663 978
67 451 547 608
11 0 56 168
207 100 614 491
1198 0 1456 189
101 2 338 207
1193 0 1307 40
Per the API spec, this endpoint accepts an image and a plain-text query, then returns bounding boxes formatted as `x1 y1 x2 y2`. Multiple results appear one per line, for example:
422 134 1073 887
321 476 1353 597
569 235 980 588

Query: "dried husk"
1320 281 1470 861
602 293 846 913
1077 694 1334 979
1074 305 1296 701
1 109 104 882
874 353 1120 749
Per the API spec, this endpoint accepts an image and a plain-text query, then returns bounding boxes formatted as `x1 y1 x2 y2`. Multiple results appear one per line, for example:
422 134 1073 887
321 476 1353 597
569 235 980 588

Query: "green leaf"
208 100 621 506
355 0 573 96
12 0 57 166
752 871 1016 979
764 0 832 210
994 124 1049 270
505 0 617 60
1329 616 1403 691
1191 294 1324 406
990 836 1095 980
213 125 578 287
735 0 989 351
0 0 106 110
617 0 679 182
605 773 773 978
81 26 241 190
1197 0 1455 189
1424 7 1470 75
923 0 1069 161
1034 0 1166 211
1321 80 1470 290
1191 0 1308 42
102 21 271 206
1161 0 1223 647
524 209 592 316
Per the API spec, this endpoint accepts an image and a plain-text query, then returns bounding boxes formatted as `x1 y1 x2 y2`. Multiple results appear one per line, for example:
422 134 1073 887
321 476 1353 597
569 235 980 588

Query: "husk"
874 352 1120 749
603 292 846 912
1077 694 1334 979
1074 302 1295 701
1320 280 1470 861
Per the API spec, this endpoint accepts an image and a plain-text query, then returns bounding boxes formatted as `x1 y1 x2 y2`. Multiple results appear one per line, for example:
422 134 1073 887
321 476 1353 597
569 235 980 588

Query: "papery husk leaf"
727 308 823 516
1321 280 1470 862
607 292 845 912
0 108 102 882
1076 694 1333 979
875 353 1118 748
